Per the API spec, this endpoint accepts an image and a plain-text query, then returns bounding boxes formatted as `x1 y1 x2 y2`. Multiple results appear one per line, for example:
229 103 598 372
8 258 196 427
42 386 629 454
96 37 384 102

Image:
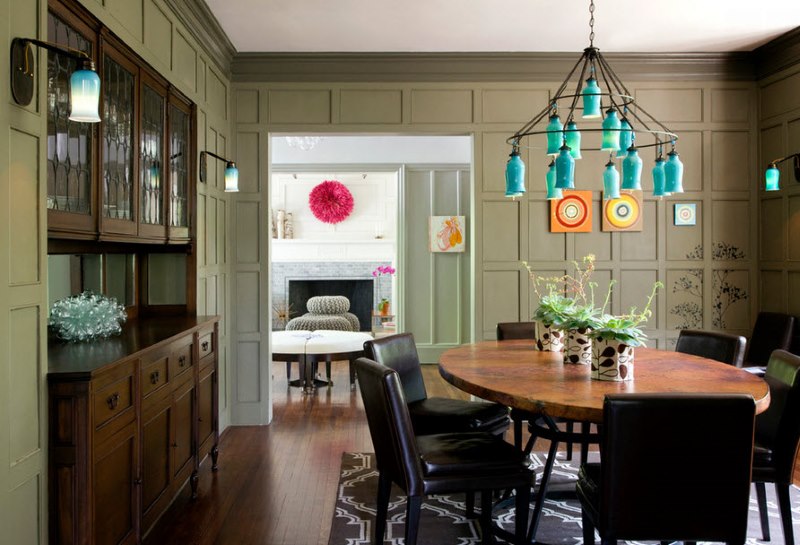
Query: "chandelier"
285 136 322 151
505 0 683 200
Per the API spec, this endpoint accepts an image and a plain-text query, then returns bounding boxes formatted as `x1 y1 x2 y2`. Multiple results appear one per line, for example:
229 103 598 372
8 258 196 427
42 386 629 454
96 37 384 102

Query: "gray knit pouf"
285 314 353 332
306 296 350 315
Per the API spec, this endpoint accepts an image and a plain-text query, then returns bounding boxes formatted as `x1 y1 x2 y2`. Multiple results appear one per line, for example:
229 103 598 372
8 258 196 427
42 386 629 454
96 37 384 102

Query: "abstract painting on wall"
674 203 697 226
550 190 593 233
430 215 465 252
602 190 643 232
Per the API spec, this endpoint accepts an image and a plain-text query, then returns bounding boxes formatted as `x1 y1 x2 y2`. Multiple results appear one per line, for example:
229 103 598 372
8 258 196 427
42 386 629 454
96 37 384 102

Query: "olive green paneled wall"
758 62 800 314
72 0 234 430
231 77 758 406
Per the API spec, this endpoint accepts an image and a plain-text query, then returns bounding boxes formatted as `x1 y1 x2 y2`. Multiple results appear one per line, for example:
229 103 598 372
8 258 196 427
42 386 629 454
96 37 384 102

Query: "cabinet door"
172 378 195 484
197 364 216 461
100 40 138 237
46 9 98 236
138 71 167 240
94 423 138 545
141 397 171 531
167 96 192 241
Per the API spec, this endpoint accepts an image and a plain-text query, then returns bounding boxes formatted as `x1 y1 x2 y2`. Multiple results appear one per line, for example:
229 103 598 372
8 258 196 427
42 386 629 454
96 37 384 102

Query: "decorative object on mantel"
48 291 127 342
550 190 592 232
673 203 697 226
764 152 800 191
602 190 642 232
272 302 293 331
588 281 662 382
429 215 465 252
372 264 396 315
504 0 682 201
309 180 354 224
276 209 286 238
284 212 294 239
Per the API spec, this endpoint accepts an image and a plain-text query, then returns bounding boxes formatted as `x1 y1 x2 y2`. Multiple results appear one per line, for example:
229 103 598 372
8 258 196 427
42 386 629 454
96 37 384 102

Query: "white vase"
535 321 564 352
564 328 593 365
592 338 635 381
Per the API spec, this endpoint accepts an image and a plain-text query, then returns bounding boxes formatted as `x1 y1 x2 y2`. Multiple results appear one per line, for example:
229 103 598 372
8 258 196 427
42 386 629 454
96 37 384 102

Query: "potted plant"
530 289 573 351
589 281 662 381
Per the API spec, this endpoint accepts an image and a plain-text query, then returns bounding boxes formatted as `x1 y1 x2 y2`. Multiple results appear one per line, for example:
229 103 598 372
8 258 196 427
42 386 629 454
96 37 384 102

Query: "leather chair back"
363 333 428 404
354 357 425 496
599 393 755 542
756 349 800 481
675 329 747 367
496 322 537 341
746 312 796 366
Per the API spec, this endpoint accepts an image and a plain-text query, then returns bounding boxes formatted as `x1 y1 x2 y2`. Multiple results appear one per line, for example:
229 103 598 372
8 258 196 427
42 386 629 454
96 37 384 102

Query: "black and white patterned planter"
564 328 592 365
535 321 564 352
592 338 634 381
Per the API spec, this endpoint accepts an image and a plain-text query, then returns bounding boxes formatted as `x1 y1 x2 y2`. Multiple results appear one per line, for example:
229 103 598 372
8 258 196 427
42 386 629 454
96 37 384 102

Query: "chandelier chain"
588 0 595 47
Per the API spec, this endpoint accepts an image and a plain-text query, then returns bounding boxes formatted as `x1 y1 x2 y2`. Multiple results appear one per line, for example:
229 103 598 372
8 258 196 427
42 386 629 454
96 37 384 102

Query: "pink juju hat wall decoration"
308 180 354 224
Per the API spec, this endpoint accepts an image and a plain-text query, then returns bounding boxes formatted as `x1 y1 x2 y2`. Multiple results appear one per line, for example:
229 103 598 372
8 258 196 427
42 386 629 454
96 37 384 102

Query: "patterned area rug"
329 451 800 545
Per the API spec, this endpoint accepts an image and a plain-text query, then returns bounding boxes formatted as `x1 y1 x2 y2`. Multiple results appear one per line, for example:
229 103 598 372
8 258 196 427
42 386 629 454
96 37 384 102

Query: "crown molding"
231 52 755 83
163 0 236 77
754 27 800 80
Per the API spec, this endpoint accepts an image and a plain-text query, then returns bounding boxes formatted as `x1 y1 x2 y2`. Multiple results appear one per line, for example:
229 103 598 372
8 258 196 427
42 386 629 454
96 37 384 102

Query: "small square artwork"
602 190 643 232
550 190 593 233
674 203 697 226
430 215 466 252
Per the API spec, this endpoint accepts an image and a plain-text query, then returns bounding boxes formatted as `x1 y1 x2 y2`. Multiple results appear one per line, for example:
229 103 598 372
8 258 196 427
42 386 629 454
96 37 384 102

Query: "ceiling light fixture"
505 0 682 200
11 37 100 122
285 136 322 151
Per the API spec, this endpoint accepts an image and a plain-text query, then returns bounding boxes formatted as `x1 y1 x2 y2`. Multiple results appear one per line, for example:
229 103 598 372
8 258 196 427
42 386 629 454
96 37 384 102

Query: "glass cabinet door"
101 44 137 236
46 10 97 234
139 74 167 240
168 97 191 240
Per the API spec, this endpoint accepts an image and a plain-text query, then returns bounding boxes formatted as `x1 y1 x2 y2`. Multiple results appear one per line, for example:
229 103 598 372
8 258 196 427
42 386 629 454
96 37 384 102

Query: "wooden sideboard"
47 315 220 545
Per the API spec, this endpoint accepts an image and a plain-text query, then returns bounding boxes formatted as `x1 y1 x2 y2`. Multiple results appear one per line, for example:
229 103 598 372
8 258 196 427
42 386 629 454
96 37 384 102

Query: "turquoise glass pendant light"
68 61 101 123
652 157 667 198
601 109 621 152
581 76 602 119
504 147 526 197
565 121 582 159
555 144 575 189
603 160 620 199
224 162 239 192
616 117 633 158
664 149 684 193
546 160 563 200
765 164 780 191
546 114 564 156
621 147 643 190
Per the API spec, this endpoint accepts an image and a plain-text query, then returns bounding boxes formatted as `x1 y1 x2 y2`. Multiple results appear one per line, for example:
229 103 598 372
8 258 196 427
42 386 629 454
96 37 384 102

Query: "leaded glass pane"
102 56 134 220
140 86 164 225
169 105 189 228
47 12 92 214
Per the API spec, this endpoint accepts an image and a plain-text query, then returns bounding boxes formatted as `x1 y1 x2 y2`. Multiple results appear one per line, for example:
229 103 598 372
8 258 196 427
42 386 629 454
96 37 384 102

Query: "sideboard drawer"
141 353 169 399
198 331 214 360
93 374 133 429
169 339 194 382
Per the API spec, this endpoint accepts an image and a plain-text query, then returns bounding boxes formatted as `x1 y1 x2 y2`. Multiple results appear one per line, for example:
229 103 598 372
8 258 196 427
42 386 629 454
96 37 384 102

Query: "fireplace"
288 278 373 332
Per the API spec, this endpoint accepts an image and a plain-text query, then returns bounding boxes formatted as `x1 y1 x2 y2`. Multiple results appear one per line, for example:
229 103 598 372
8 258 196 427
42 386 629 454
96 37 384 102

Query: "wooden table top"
439 339 771 423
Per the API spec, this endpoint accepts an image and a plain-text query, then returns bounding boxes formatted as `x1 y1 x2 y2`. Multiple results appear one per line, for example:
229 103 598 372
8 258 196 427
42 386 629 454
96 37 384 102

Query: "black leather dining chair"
355 357 532 545
577 393 756 545
363 333 510 436
752 349 800 545
675 329 747 367
744 312 796 368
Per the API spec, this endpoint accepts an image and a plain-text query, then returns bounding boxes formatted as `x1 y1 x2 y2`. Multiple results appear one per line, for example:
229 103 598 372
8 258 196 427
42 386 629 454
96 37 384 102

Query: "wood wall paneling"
761 270 786 312
144 0 172 69
711 88 751 123
712 200 752 259
482 201 519 262
635 88 704 123
789 271 800 315
173 30 197 93
620 201 658 261
235 89 259 124
761 71 800 120
575 198 612 261
666 200 703 261
106 0 144 42
527 201 566 262
339 90 402 124
268 90 331 124
482 270 520 332
481 132 516 193
235 271 260 334
9 130 40 285
235 202 260 264
235 341 261 403
482 89 549 124
675 131 704 192
711 131 751 191
410 89 473 124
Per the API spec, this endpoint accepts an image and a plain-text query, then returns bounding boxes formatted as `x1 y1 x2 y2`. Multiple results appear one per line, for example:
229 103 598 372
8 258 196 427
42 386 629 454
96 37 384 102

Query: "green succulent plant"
588 281 663 347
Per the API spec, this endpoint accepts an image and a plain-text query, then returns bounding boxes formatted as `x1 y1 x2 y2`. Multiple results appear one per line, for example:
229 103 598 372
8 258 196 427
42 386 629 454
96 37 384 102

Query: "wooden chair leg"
285 361 291 381
405 495 423 545
515 484 531 545
565 421 574 460
777 482 795 545
755 481 771 541
375 472 391 545
580 421 590 464
480 489 493 545
581 509 595 545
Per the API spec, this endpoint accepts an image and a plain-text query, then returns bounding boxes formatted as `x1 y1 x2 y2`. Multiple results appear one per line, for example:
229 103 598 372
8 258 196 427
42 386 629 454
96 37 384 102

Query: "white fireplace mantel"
271 239 395 262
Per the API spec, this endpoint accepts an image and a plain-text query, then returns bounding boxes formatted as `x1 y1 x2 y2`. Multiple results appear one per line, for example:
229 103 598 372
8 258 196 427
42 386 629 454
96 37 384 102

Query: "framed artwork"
602 190 643 232
550 190 593 233
674 203 697 226
430 215 465 252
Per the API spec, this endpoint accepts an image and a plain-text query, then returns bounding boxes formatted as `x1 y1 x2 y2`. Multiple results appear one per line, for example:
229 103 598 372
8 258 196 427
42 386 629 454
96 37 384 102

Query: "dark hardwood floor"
145 359 798 545
144 361 470 545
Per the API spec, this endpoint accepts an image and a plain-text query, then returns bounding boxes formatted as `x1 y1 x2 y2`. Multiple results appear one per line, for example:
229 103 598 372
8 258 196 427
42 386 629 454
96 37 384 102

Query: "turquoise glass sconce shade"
603 160 621 199
505 148 526 197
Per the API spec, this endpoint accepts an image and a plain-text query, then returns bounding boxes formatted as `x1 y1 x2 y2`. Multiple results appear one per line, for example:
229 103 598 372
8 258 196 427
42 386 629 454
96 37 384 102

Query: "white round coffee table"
272 330 374 394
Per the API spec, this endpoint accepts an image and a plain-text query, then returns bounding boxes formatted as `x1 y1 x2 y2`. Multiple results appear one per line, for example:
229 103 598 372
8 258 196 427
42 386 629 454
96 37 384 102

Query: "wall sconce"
200 151 239 192
11 37 100 123
765 153 800 192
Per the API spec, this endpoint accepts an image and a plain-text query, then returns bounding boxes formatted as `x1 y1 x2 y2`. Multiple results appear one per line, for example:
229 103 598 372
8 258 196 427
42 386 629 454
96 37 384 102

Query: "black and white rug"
329 452 800 545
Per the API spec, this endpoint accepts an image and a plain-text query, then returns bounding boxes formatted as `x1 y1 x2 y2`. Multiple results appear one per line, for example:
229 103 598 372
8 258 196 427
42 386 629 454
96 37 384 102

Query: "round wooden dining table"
439 339 771 423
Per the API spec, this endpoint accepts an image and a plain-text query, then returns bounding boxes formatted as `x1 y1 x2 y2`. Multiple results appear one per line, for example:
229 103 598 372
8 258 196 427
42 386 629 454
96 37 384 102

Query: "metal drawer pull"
201 341 210 352
150 370 160 384
178 355 187 367
106 392 120 410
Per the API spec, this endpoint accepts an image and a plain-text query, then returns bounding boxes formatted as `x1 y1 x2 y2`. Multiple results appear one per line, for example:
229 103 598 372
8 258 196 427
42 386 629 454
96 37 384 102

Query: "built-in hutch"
45 1 218 543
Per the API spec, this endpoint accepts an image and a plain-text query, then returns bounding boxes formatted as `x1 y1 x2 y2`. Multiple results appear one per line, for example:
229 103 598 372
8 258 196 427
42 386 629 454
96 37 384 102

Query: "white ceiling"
205 0 800 54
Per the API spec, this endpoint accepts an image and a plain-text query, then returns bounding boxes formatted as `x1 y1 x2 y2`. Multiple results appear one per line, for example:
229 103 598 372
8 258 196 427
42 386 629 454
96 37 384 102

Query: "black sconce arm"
11 37 95 106
768 153 800 182
199 151 236 183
